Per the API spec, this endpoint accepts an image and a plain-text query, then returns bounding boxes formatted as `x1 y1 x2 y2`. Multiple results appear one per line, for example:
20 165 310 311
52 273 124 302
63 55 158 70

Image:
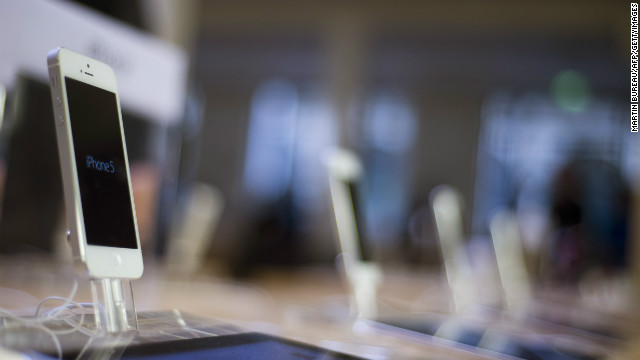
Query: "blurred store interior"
0 0 638 359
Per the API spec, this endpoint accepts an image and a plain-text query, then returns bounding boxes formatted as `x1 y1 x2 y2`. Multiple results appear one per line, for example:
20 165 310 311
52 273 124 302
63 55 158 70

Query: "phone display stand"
90 278 138 333
345 258 381 319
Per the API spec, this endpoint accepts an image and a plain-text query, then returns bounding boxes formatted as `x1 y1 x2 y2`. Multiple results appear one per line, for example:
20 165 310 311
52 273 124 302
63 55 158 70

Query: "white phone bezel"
48 47 143 279
0 83 6 128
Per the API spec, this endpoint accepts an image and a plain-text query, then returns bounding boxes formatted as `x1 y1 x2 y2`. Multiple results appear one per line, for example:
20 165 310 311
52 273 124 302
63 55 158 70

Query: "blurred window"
473 89 632 270
361 90 418 245
475 91 629 224
243 79 299 202
243 79 337 214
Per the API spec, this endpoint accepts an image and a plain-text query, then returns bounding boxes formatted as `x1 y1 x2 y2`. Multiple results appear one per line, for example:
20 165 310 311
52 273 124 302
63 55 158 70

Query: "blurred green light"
551 70 590 113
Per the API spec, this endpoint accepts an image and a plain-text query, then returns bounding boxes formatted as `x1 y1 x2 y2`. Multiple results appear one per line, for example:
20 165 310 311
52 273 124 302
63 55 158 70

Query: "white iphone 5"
47 48 143 279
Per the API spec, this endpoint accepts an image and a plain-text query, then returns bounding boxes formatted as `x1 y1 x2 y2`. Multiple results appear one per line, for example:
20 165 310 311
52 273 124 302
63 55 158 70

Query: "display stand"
90 278 138 333
346 259 381 319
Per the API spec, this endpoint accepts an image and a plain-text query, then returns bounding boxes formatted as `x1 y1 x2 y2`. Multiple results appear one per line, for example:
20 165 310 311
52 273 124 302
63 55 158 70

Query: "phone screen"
346 180 372 262
65 77 138 249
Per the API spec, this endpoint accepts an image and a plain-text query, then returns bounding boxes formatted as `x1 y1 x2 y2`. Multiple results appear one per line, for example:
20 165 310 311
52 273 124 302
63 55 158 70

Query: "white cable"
0 308 63 359
35 279 79 318
0 278 101 359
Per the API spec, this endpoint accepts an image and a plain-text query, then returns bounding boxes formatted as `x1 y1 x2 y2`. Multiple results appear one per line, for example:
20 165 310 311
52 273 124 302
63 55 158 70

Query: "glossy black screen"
65 77 138 249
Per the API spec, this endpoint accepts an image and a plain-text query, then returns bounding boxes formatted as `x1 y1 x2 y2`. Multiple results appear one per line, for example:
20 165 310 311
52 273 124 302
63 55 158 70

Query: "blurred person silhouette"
548 143 629 285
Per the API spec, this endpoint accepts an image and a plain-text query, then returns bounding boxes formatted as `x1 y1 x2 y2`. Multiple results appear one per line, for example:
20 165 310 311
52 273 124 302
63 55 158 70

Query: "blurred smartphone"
47 47 143 279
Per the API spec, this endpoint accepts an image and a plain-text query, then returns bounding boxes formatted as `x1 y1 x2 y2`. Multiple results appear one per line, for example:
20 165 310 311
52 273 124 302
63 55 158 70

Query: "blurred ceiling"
194 1 628 93
198 0 626 39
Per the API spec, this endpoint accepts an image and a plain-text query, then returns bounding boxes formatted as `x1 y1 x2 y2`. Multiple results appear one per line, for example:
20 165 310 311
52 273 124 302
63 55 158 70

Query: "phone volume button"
56 114 64 126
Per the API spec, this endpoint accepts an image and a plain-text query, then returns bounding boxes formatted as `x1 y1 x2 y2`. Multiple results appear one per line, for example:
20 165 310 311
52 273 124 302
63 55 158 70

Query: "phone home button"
111 253 122 268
